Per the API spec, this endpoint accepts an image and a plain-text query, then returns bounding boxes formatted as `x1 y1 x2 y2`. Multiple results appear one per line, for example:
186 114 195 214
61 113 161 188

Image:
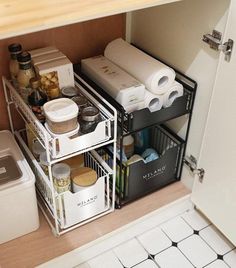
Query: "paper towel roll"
144 90 163 112
104 38 176 94
163 81 184 108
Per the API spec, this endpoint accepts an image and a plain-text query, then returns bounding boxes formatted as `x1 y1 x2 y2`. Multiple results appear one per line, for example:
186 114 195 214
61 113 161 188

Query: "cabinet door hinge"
184 155 205 183
203 30 234 62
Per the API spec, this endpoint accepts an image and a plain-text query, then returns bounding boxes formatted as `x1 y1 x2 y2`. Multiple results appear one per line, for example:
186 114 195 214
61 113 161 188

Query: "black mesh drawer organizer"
74 51 197 208
74 66 195 133
99 125 185 204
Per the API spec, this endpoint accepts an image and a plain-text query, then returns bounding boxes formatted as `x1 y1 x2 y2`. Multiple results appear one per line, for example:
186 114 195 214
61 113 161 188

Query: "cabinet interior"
0 14 125 130
0 0 230 189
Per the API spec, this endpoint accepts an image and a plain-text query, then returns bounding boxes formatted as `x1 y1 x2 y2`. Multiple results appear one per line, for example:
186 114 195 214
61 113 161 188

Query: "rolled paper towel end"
144 90 163 112
149 67 176 95
163 81 184 108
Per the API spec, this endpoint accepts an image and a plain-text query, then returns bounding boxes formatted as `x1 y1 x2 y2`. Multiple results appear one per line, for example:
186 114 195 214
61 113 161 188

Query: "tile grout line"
140 213 196 267
134 236 160 268
198 229 235 261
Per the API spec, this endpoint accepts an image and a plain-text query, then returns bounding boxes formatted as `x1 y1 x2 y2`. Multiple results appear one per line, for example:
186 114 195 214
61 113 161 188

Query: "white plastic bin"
0 130 39 244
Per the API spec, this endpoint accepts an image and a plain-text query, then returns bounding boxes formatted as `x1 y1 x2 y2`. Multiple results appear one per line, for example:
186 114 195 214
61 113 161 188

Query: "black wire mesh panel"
73 65 196 133
98 125 185 207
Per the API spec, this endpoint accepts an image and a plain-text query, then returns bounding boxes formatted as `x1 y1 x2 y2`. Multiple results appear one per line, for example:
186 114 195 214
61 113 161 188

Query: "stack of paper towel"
81 55 145 110
81 38 183 113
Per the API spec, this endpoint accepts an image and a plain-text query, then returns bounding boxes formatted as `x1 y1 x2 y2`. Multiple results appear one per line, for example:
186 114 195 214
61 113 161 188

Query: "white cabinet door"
191 0 236 245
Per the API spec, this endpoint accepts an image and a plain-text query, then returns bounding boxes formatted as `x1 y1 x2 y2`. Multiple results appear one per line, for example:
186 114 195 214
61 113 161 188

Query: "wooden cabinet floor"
0 182 189 268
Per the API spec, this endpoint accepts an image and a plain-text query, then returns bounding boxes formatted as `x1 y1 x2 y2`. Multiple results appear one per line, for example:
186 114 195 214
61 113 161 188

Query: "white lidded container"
43 98 79 134
0 130 39 244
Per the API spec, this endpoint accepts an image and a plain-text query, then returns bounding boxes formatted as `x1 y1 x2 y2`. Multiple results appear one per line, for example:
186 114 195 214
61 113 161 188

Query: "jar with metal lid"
61 86 78 98
79 106 101 134
71 167 97 193
52 163 71 193
71 95 89 113
8 43 22 88
28 77 47 123
17 51 35 103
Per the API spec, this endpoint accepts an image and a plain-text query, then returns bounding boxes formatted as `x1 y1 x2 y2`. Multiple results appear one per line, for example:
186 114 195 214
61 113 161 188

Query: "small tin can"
81 106 100 121
72 95 89 110
80 106 100 134
61 86 78 98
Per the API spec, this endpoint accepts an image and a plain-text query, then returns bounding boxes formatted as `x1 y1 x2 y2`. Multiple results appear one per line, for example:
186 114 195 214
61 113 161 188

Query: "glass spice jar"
46 84 60 100
28 77 47 123
72 95 89 114
79 106 101 134
8 43 22 88
17 51 35 103
52 163 71 193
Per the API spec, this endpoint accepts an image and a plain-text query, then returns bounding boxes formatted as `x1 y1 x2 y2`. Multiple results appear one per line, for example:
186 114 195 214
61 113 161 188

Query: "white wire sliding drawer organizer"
16 131 113 230
2 74 117 236
2 75 114 159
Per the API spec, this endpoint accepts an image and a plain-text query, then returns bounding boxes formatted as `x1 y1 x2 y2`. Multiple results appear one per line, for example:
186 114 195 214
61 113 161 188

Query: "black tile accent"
193 230 199 235
149 254 155 259
217 255 224 260
172 242 178 247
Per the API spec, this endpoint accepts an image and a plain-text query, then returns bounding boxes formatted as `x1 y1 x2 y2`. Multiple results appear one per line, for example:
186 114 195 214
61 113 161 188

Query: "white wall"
128 0 230 189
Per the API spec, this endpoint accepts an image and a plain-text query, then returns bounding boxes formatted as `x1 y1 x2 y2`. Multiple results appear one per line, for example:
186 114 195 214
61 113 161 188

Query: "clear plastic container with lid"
52 163 71 193
43 98 79 134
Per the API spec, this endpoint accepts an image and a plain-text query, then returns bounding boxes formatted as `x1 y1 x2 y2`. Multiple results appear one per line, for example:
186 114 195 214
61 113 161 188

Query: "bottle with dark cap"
28 77 47 123
8 43 22 87
17 51 35 103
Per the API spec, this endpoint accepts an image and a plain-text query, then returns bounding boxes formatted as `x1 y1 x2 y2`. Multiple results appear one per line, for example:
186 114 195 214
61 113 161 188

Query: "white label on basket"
77 195 98 208
143 165 166 181
63 177 106 227
0 167 6 174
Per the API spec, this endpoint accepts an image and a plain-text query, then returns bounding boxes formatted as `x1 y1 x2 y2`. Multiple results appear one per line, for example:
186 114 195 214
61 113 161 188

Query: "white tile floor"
39 197 236 268
81 211 235 268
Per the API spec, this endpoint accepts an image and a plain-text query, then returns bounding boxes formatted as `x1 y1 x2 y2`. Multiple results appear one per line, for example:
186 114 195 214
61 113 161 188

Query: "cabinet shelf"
0 0 180 40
